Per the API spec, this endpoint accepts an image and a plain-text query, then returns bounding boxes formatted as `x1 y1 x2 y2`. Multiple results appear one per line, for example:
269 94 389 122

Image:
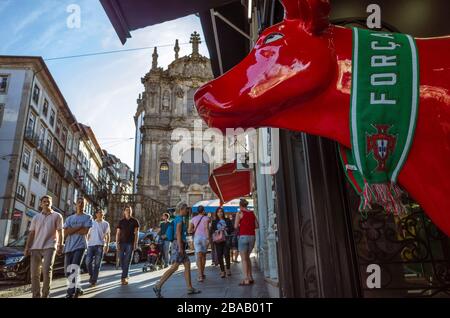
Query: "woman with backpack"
211 207 233 278
235 198 259 286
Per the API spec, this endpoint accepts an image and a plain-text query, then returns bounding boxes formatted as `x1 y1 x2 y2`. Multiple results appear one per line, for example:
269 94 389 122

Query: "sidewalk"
11 254 269 298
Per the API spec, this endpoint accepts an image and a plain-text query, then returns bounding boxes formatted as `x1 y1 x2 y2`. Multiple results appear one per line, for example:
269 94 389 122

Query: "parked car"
0 233 87 284
104 232 152 265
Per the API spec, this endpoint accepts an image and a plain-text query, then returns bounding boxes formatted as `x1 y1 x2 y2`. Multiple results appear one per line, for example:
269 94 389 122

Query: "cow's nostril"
261 49 275 58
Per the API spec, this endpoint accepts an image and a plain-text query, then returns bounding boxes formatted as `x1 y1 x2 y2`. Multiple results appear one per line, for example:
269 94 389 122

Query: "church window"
159 162 169 186
187 88 196 115
181 149 209 185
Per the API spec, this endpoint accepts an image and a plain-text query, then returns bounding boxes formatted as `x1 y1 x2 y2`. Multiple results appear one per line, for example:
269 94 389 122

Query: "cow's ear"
281 0 330 35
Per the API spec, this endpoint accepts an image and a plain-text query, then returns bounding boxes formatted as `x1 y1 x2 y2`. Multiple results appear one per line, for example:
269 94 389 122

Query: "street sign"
12 210 23 219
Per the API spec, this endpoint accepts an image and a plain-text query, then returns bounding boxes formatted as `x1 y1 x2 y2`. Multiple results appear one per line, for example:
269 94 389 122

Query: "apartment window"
42 167 48 185
56 119 61 136
22 149 30 171
39 125 45 140
0 75 9 94
46 135 52 153
0 104 4 128
27 112 36 134
32 84 40 104
29 193 36 209
62 128 67 145
42 99 49 117
16 184 26 202
33 160 41 179
67 133 73 151
49 109 55 127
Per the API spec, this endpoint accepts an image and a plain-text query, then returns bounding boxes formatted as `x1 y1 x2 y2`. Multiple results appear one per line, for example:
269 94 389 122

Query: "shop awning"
192 198 253 213
209 161 251 204
99 0 239 44
25 210 39 218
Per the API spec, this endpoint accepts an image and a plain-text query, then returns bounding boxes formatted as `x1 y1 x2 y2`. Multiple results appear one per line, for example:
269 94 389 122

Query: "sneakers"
153 285 163 298
187 288 201 295
121 278 129 285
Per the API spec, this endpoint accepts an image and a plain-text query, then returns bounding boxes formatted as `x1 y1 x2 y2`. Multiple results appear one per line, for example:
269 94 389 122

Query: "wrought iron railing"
347 184 450 297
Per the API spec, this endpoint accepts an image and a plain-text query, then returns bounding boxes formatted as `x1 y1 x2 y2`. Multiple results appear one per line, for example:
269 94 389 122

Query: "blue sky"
0 0 209 168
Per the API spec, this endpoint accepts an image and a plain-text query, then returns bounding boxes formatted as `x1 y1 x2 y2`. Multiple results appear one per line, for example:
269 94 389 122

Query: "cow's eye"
264 33 283 44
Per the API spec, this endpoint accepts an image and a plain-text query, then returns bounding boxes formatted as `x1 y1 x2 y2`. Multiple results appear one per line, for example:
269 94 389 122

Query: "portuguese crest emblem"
366 124 397 172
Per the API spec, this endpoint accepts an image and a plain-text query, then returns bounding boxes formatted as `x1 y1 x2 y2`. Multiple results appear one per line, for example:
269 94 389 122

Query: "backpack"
165 221 175 242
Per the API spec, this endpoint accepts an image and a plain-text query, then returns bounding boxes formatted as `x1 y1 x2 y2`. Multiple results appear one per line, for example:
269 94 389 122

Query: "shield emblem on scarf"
377 139 388 159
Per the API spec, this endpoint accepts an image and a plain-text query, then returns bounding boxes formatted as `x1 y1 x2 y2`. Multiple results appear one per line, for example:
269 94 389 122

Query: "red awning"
209 161 251 204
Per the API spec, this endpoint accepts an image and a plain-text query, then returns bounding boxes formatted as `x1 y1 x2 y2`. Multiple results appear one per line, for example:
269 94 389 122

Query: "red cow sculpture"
195 0 450 236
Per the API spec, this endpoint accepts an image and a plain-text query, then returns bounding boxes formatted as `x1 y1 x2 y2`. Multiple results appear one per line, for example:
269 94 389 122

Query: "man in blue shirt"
63 196 92 298
153 202 200 298
158 212 173 268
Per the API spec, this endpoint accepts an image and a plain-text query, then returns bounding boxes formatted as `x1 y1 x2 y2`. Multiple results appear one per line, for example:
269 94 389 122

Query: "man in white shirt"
24 195 63 298
85 209 110 287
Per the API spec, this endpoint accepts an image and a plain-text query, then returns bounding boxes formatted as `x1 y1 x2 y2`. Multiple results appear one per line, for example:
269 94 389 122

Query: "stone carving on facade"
160 142 170 160
175 85 184 98
162 90 171 112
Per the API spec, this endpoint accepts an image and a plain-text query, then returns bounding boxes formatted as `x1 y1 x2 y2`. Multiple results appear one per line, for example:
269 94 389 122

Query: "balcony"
78 184 99 204
64 169 74 182
72 169 83 186
24 129 40 148
25 130 67 177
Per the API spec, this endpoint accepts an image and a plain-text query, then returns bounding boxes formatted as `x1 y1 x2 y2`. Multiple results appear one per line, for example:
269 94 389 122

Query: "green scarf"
342 27 419 214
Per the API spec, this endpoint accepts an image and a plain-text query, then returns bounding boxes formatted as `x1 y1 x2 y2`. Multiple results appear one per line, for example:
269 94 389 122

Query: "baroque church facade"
133 32 221 208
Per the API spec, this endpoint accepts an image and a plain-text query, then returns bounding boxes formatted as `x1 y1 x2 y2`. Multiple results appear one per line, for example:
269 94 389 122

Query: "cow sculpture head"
195 0 337 131
194 0 450 237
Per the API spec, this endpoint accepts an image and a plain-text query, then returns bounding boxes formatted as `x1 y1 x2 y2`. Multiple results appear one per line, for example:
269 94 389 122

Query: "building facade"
0 56 80 244
0 56 128 246
101 150 133 228
134 33 220 208
75 124 104 216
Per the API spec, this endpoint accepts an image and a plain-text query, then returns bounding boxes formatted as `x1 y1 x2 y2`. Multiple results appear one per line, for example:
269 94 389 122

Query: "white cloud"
31 22 66 53
13 6 46 35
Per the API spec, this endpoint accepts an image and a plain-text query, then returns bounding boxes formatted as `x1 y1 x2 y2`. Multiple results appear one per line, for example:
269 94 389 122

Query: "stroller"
142 240 163 272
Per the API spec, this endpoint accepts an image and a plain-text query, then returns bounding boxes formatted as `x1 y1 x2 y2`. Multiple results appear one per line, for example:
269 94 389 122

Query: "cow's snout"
195 75 248 130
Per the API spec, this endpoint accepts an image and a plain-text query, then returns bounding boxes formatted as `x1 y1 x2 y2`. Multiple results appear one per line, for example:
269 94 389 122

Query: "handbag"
213 229 226 243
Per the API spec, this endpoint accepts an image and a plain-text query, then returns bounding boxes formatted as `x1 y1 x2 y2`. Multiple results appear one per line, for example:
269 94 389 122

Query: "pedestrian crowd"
24 194 258 298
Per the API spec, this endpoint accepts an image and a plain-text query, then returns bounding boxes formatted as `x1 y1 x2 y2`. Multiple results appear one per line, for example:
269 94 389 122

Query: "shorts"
193 236 208 254
170 241 189 264
238 235 255 254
